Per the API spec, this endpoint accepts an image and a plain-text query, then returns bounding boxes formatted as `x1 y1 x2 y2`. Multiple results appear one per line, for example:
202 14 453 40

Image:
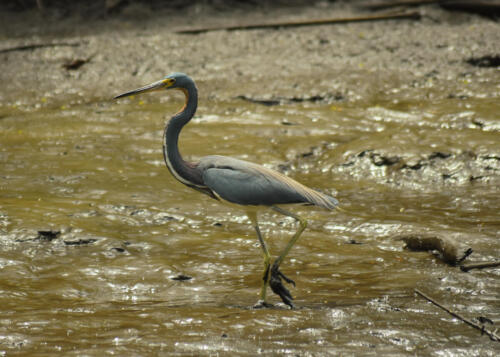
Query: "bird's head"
114 72 193 99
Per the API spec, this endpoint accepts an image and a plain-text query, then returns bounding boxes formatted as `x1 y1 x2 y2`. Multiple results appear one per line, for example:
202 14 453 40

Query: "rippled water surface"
0 91 499 355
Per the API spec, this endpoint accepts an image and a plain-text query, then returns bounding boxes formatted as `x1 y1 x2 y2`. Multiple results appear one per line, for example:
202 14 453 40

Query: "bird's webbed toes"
276 269 295 287
269 266 296 308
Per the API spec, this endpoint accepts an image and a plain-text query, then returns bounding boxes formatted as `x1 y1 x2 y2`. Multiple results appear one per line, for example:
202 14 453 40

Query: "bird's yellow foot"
269 266 296 309
253 300 274 309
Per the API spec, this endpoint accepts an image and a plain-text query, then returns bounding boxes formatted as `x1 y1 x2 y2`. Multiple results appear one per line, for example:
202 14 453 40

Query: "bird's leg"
247 211 272 308
271 206 307 269
269 206 308 308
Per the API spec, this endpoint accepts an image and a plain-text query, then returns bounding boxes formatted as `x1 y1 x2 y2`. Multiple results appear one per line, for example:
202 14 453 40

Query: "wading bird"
115 73 338 308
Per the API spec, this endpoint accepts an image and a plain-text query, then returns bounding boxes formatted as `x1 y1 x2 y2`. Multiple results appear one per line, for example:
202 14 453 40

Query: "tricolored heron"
115 73 338 308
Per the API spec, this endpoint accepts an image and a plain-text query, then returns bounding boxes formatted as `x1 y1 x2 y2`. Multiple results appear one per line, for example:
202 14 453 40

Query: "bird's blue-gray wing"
199 156 338 209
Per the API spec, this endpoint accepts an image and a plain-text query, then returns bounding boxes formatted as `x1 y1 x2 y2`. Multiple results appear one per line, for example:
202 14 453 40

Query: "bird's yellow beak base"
114 78 175 99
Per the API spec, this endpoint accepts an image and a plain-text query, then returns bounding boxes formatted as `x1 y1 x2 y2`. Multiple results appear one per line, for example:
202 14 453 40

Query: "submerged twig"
457 248 473 264
176 11 421 34
460 261 500 272
415 289 500 342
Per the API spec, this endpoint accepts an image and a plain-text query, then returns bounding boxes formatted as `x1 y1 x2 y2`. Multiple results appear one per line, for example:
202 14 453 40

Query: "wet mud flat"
1 1 500 355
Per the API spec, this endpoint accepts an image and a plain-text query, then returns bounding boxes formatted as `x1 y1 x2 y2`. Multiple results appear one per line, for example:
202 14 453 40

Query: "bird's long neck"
163 82 204 187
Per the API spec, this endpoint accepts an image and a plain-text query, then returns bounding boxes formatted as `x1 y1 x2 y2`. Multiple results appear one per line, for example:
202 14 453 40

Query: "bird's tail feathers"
304 189 338 210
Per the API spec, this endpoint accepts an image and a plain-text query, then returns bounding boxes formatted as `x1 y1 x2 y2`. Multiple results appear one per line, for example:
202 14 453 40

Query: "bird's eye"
163 78 175 87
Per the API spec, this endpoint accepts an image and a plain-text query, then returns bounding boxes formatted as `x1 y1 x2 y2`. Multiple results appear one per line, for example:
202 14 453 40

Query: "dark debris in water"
477 316 494 325
428 151 452 160
236 92 344 106
357 150 400 167
335 148 500 188
37 230 61 241
63 238 97 246
13 229 102 247
171 274 193 281
466 55 500 68
236 95 280 106
15 230 61 243
62 54 94 70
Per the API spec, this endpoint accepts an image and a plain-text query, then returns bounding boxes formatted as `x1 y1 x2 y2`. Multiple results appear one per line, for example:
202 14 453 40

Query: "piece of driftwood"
0 42 80 54
460 261 500 272
415 289 500 342
176 11 421 34
396 234 470 265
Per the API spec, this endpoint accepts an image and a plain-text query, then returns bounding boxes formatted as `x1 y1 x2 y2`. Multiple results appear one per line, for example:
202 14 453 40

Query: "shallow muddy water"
0 88 499 355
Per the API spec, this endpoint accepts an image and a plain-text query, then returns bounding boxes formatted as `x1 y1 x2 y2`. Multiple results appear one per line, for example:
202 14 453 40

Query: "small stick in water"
414 289 500 342
460 261 500 272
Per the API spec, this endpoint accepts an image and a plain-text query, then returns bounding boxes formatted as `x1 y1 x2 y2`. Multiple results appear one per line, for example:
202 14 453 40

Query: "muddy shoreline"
1 2 499 106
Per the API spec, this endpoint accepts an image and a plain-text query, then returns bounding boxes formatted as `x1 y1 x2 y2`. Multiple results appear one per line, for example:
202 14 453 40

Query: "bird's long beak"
114 79 171 99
